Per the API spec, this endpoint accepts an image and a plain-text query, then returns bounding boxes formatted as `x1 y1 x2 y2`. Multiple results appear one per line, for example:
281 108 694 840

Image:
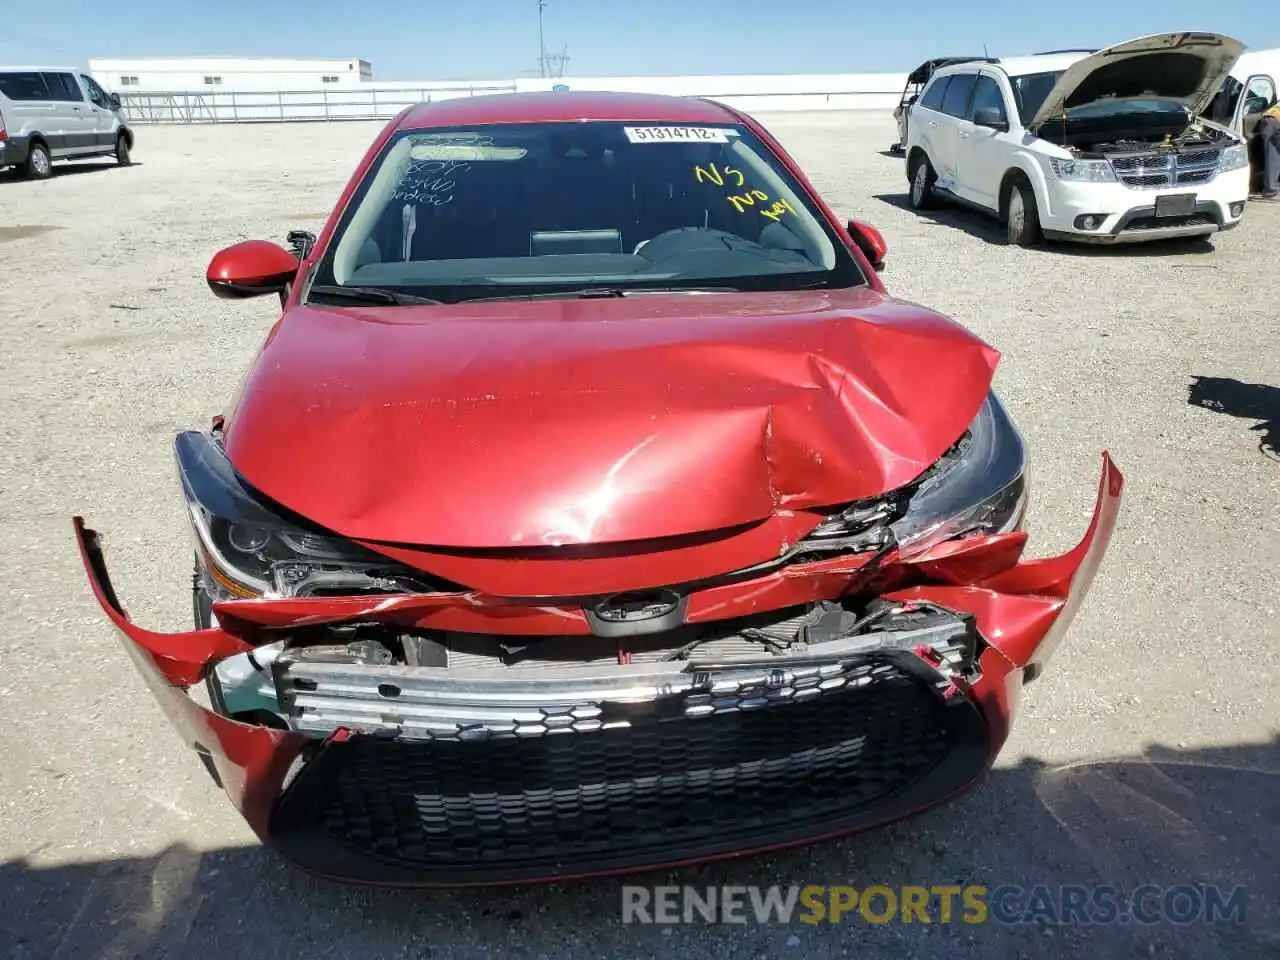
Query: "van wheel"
23 141 52 180
909 154 939 210
115 134 132 166
1005 178 1042 246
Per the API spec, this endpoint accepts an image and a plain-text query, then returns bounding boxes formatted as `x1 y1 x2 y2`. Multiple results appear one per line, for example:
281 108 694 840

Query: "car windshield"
1010 70 1065 124
314 121 863 303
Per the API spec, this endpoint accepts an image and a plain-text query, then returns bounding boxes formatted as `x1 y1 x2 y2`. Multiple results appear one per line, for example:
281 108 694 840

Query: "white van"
0 66 134 179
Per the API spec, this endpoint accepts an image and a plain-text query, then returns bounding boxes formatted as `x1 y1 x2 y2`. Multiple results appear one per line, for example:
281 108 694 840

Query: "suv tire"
908 153 939 210
1005 178 1042 246
115 133 132 167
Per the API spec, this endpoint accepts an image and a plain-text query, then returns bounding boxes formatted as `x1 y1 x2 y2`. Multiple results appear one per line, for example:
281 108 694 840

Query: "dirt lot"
1 111 1277 959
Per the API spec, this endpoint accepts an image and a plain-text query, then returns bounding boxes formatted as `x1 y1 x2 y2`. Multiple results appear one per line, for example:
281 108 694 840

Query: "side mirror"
847 219 887 272
108 92 121 111
207 240 299 300
973 107 1010 132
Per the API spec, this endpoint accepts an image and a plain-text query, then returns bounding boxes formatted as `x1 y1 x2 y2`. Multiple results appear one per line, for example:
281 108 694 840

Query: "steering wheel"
633 226 743 259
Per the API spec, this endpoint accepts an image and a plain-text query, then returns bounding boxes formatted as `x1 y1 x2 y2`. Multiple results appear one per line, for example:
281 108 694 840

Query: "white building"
86 57 373 92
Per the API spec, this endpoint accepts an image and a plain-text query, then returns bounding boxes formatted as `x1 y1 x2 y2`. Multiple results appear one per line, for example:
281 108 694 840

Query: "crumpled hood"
222 288 999 548
1028 31 1245 130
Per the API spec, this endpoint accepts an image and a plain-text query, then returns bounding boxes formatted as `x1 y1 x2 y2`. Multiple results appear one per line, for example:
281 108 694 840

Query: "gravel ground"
1 111 1277 959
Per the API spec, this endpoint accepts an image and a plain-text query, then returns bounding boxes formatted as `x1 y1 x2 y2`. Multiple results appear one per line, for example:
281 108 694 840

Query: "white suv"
903 32 1253 246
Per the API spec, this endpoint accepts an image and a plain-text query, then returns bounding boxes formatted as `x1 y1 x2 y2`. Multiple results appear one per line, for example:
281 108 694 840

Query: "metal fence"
119 83 901 124
119 85 519 124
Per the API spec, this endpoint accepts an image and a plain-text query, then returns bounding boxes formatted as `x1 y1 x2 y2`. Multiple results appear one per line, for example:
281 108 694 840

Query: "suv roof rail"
1032 48 1097 55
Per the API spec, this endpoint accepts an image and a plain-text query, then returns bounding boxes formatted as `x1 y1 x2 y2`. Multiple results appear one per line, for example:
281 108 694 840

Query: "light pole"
537 0 548 78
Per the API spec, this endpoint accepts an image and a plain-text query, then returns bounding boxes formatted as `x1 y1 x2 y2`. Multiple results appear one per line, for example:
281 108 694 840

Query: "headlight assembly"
175 431 443 599
798 391 1028 560
1047 157 1117 183
889 390 1028 557
1219 142 1249 172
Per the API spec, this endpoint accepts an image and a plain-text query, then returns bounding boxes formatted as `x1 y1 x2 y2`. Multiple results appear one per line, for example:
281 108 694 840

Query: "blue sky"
4 0 1278 80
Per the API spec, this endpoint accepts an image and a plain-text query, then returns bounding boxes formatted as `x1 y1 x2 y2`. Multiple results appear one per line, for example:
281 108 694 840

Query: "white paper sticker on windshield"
623 126 732 143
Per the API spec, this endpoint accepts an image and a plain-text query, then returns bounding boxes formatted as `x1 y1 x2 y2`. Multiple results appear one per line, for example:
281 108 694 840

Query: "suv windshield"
1010 71 1065 124
314 121 863 303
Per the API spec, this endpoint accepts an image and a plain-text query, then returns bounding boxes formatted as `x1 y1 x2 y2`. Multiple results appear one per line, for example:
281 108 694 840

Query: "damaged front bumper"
74 453 1122 886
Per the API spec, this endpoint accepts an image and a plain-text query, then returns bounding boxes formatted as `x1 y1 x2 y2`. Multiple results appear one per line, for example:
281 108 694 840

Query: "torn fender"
885 452 1124 674
74 519 308 838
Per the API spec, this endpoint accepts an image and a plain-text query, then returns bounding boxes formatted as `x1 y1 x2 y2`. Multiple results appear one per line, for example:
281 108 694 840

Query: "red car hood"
222 288 999 549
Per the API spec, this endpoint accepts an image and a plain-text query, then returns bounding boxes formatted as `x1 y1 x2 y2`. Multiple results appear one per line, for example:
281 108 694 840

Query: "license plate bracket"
1154 193 1197 218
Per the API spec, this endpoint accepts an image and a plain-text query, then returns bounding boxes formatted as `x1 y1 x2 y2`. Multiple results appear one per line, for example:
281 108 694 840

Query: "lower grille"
1123 213 1214 231
269 654 990 884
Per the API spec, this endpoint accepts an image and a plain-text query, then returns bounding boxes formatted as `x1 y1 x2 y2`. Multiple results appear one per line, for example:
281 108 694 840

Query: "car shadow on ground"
4 738 1277 959
1188 375 1280 459
0 161 140 183
871 192 1220 257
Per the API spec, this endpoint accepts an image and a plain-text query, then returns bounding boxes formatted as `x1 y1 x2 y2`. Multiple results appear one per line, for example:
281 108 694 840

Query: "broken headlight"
801 391 1027 558
175 431 440 599
890 390 1028 556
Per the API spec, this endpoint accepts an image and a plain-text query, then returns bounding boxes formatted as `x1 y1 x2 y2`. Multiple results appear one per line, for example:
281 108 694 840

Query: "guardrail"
120 85 520 124
120 83 901 124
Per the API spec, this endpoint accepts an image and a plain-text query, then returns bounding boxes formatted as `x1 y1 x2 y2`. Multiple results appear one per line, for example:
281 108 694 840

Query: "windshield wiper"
468 286 743 303
306 284 443 306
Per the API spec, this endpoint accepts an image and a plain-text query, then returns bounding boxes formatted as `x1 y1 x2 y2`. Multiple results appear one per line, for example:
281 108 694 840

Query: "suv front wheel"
908 153 939 210
1004 177 1043 246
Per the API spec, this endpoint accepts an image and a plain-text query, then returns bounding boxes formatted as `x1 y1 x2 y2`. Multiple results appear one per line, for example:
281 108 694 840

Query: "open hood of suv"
1027 31 1244 131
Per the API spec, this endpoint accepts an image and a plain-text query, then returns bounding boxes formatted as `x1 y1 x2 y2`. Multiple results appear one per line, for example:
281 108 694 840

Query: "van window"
43 73 83 102
918 76 951 112
941 73 977 118
0 71 50 101
80 74 110 109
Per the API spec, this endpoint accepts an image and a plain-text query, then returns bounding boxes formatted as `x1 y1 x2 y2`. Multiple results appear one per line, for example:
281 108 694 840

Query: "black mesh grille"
1124 213 1214 230
270 655 990 884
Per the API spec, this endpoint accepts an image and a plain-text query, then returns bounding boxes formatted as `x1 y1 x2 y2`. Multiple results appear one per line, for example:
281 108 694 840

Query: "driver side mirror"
108 92 121 111
846 219 887 272
207 240 299 301
973 106 1010 132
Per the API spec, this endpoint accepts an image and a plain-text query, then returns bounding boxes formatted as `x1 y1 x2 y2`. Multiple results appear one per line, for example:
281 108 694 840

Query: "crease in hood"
1028 31 1245 131
221 288 999 549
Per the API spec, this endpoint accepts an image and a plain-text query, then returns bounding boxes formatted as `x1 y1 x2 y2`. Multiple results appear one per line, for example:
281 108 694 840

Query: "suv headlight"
1219 142 1249 172
175 431 445 599
1048 157 1117 183
799 392 1028 560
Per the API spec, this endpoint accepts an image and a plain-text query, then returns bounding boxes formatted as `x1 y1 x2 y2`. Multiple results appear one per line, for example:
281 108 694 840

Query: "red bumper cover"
74 453 1122 883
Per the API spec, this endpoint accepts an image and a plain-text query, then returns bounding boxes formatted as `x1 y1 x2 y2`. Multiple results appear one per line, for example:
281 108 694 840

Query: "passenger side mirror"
846 219 887 272
973 106 1009 132
206 240 299 301
108 92 121 111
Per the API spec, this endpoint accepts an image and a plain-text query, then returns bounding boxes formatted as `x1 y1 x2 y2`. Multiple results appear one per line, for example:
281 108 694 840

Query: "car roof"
397 90 741 130
0 65 83 73
933 50 1091 81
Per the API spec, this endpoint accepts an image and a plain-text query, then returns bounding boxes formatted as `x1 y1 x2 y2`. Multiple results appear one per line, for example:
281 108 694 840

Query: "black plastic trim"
265 651 992 886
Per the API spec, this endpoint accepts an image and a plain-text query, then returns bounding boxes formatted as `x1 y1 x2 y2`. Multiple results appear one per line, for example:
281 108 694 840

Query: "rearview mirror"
206 240 299 301
973 107 1009 132
846 219 887 272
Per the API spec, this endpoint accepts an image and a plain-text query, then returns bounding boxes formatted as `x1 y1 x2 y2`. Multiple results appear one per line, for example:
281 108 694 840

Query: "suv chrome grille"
1108 147 1221 189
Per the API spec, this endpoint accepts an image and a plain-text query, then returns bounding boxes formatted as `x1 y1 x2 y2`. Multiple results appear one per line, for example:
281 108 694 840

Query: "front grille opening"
268 657 991 882
1124 214 1214 231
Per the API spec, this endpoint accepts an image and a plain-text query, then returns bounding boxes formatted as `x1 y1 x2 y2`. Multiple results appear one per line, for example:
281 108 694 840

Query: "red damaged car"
74 91 1122 886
